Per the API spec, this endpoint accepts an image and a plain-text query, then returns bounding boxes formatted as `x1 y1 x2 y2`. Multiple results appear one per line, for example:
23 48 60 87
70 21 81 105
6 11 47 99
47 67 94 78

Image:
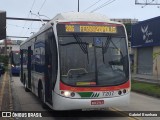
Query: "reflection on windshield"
59 35 129 86
13 53 20 65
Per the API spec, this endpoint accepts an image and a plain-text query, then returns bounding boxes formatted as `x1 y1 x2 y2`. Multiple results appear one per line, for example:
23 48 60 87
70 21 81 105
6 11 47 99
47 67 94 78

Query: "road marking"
109 107 142 120
0 72 7 111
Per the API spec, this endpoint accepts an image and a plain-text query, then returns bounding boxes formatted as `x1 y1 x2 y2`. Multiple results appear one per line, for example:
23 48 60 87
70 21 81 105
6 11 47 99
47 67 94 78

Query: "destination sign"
65 25 117 33
57 23 125 36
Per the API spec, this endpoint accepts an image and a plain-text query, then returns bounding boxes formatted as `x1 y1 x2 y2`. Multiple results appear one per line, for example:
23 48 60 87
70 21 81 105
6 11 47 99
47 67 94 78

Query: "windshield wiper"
102 36 111 63
73 34 89 64
59 35 89 63
70 73 88 78
67 68 88 78
59 42 86 46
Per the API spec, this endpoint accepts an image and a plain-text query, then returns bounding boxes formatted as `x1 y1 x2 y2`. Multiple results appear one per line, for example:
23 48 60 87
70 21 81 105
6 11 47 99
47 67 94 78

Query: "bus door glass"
20 49 23 83
28 46 32 88
45 28 57 105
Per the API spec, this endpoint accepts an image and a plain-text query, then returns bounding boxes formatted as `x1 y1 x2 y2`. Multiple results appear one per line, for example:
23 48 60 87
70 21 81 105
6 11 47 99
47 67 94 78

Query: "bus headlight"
61 91 76 97
64 91 70 97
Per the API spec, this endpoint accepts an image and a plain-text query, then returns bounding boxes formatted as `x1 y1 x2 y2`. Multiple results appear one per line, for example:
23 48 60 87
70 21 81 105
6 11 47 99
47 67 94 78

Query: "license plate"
91 100 104 105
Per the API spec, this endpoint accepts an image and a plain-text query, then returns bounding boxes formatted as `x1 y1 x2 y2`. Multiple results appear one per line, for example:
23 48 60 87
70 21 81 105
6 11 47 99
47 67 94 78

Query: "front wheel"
24 75 30 92
38 83 47 109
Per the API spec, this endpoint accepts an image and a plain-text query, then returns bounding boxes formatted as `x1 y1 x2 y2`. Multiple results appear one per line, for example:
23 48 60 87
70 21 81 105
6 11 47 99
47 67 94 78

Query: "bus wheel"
24 75 30 92
38 82 47 109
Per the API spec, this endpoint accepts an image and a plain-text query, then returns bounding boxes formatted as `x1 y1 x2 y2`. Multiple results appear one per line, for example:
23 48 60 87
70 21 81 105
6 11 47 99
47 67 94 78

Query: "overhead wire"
23 13 38 37
38 0 47 13
7 23 39 29
37 0 50 21
83 0 102 12
91 0 116 12
23 0 47 37
19 0 36 36
90 0 117 13
22 12 35 37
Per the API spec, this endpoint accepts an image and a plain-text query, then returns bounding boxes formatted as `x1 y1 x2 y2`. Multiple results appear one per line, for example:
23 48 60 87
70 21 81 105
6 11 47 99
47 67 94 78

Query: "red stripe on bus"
60 80 130 92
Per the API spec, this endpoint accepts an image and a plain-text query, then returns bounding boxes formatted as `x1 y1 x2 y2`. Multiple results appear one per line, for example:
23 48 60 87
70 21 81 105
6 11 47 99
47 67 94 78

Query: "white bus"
20 12 130 110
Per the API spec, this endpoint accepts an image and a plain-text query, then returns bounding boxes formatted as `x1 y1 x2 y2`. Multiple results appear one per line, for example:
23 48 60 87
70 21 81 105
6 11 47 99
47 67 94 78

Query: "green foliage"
0 55 9 66
132 80 160 98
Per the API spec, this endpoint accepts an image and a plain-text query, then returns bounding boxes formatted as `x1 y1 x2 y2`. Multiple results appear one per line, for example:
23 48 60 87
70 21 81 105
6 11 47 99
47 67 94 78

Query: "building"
0 39 22 55
131 16 160 76
111 18 138 54
111 18 138 24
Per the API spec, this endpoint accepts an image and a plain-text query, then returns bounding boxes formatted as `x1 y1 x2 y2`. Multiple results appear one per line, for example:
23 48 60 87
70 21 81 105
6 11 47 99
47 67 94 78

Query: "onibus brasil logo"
141 25 153 43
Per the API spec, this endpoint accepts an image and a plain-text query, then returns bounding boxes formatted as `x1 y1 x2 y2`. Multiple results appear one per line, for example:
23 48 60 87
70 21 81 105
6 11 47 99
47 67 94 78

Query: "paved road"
1 75 160 120
117 92 160 111
115 92 160 120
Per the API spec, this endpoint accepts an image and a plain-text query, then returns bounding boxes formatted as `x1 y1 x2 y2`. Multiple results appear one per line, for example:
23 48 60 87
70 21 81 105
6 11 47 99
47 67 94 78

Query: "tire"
38 82 47 109
24 75 30 92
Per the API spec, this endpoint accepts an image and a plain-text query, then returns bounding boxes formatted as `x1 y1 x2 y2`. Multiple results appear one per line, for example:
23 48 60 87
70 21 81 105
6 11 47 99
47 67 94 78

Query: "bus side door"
28 46 32 89
45 28 58 105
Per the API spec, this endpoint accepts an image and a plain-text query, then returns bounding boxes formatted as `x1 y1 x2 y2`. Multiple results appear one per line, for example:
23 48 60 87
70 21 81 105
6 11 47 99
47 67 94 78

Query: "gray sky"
0 0 160 40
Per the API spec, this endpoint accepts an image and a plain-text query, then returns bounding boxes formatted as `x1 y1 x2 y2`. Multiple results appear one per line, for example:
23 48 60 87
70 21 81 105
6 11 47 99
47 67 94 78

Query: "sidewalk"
0 72 13 111
132 73 160 84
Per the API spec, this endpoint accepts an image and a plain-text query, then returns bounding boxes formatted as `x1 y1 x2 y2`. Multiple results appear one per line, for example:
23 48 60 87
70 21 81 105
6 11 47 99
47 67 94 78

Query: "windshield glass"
59 34 129 86
13 52 20 65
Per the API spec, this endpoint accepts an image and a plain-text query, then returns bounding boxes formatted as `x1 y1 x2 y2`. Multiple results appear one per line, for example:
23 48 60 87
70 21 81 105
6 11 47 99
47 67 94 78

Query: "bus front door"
20 50 23 83
45 35 53 105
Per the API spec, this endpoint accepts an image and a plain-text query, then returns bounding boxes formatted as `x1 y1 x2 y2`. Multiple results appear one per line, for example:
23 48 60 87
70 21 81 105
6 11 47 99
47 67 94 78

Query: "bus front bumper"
52 92 130 110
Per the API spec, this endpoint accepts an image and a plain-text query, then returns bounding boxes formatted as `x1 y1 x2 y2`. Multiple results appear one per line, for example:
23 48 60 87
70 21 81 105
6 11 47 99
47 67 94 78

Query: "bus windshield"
58 34 129 86
13 52 20 65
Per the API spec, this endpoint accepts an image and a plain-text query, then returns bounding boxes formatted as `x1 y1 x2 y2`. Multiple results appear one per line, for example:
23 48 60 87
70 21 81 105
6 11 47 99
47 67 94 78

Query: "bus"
10 50 20 75
20 12 130 110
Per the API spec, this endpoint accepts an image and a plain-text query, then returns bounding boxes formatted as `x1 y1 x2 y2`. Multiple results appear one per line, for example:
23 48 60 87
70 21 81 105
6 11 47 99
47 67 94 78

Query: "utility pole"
4 38 7 55
78 0 79 12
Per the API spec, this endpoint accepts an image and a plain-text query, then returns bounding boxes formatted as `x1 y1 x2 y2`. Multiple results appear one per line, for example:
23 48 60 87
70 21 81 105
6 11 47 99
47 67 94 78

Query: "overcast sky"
0 0 160 40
